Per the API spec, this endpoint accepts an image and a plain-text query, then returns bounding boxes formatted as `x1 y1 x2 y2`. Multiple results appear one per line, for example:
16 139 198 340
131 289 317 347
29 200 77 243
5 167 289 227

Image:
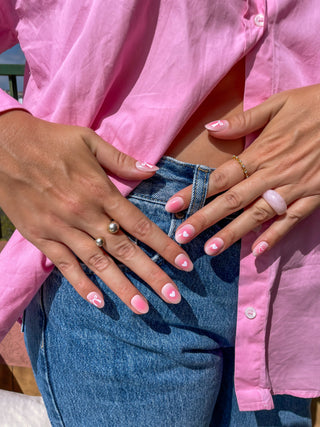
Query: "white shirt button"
254 14 265 27
245 307 257 319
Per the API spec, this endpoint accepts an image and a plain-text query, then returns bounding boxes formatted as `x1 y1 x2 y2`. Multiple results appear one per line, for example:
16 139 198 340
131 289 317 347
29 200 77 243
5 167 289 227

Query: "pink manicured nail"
161 283 181 304
131 295 149 314
174 254 193 272
87 292 105 308
205 237 224 255
165 196 184 212
175 224 195 244
135 161 159 172
205 120 229 132
252 241 269 257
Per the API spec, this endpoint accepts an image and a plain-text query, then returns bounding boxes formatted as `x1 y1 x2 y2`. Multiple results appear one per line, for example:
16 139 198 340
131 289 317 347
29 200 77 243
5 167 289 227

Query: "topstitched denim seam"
129 194 167 204
188 167 211 216
40 286 66 427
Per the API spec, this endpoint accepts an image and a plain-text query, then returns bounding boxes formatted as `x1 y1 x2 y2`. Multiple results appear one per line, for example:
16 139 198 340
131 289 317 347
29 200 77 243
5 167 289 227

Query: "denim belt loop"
187 165 212 217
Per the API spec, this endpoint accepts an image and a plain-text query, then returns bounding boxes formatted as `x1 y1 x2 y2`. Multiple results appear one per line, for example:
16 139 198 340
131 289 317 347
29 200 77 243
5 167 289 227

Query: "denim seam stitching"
189 166 200 215
200 170 210 207
40 285 66 427
129 194 166 204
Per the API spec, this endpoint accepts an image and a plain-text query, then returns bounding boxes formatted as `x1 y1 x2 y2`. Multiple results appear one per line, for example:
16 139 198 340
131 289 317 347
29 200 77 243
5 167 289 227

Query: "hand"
165 84 320 256
0 111 193 313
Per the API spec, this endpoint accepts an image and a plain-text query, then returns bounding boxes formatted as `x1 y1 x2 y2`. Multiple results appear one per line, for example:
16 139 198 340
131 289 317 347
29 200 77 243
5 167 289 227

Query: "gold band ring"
232 155 249 179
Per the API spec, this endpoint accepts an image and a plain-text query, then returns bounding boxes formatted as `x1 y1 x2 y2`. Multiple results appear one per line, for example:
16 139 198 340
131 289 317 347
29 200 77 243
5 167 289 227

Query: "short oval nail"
205 120 228 132
175 224 195 244
135 161 159 172
161 283 181 304
87 292 105 308
174 254 193 272
131 295 149 314
205 237 224 256
252 241 269 257
165 196 184 212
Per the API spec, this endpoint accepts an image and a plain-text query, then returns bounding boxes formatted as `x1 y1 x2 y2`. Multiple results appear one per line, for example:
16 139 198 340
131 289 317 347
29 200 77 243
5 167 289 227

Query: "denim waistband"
129 156 214 215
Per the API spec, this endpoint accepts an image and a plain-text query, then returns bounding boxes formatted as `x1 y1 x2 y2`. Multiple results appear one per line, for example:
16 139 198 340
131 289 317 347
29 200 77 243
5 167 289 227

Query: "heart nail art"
161 283 181 304
87 292 104 308
174 254 193 272
205 238 224 256
175 224 195 244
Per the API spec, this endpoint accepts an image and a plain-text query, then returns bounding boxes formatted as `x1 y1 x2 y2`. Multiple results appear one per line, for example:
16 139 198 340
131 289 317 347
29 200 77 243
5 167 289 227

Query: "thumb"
84 130 159 180
204 93 285 140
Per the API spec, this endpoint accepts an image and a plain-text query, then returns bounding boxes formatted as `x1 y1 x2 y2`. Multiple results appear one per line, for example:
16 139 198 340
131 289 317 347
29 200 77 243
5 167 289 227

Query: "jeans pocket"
127 195 176 266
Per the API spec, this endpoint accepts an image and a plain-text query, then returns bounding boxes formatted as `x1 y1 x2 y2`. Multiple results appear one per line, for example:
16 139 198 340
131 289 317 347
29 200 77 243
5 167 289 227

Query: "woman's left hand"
165 84 320 256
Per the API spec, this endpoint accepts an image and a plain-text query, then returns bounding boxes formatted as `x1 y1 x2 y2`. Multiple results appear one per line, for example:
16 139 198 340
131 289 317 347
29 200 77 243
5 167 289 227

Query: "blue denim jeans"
24 157 311 426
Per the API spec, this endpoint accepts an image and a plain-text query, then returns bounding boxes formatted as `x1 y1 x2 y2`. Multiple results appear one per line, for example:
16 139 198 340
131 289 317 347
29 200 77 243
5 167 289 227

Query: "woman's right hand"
0 110 193 313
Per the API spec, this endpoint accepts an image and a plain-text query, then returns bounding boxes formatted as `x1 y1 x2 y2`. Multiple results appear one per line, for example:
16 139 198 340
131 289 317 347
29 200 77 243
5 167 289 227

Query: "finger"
59 231 149 314
203 197 277 256
204 92 286 139
98 194 194 272
66 230 182 311
173 173 272 244
165 157 248 213
251 196 320 256
41 240 106 309
97 231 184 304
82 129 159 180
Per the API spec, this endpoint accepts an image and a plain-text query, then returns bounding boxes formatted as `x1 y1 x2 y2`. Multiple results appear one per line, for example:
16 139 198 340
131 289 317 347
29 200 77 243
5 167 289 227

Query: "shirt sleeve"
0 2 18 53
0 3 28 113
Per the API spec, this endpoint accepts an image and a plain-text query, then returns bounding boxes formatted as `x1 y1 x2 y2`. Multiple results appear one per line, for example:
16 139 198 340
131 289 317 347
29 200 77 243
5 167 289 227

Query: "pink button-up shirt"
0 0 319 411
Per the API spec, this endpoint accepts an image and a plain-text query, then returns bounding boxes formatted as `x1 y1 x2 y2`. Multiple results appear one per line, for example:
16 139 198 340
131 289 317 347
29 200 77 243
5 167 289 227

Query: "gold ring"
232 155 249 179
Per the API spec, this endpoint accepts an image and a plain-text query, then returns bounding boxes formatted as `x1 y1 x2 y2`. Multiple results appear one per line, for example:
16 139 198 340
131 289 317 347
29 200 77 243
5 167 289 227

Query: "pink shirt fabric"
0 0 319 411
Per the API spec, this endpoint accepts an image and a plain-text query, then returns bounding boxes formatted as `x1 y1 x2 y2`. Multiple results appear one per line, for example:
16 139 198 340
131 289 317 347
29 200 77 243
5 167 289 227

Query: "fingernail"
165 196 184 212
252 241 269 257
205 120 229 132
131 295 149 314
174 254 193 272
87 292 105 308
161 283 181 304
175 224 195 244
136 161 159 172
205 237 224 256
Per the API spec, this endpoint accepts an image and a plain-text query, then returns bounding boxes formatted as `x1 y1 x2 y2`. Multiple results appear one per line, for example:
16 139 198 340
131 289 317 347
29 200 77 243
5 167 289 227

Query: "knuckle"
80 127 97 145
64 195 84 216
87 253 111 272
106 196 121 212
252 204 273 223
192 210 209 230
232 113 247 129
56 259 75 273
222 191 242 211
148 265 166 284
222 227 237 244
287 210 302 225
133 217 153 239
112 240 137 261
114 150 129 169
211 170 229 189
159 238 178 259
